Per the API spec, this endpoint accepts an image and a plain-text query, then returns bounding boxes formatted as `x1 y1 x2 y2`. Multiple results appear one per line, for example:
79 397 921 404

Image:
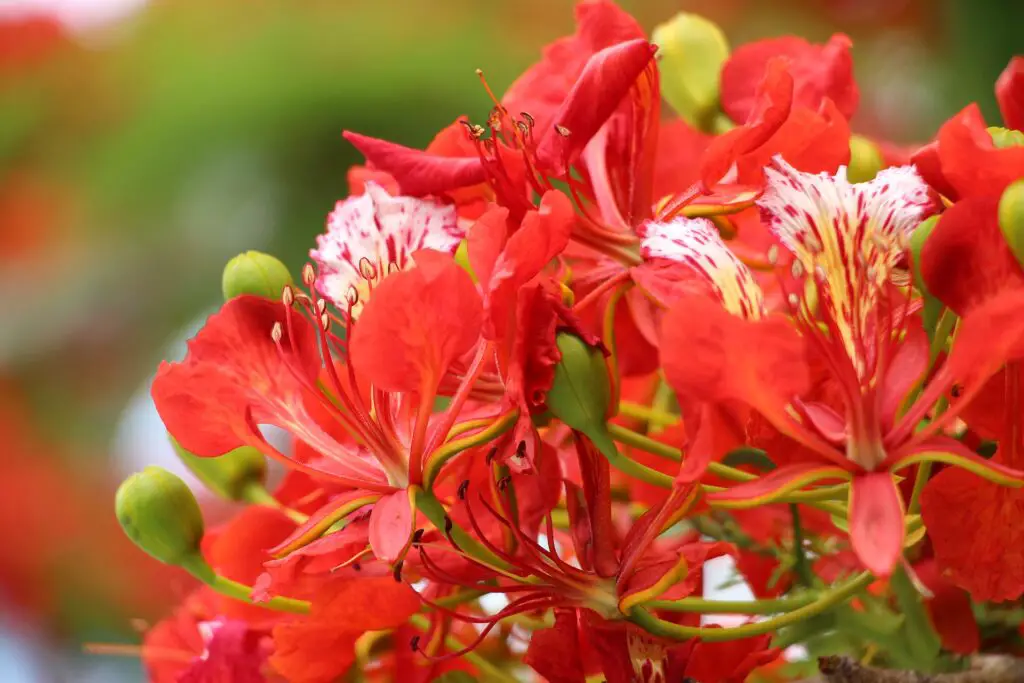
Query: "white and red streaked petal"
757 156 931 376
640 217 765 320
310 182 463 316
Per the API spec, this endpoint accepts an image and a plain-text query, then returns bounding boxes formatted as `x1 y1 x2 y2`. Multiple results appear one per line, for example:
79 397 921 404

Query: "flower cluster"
115 3 1024 681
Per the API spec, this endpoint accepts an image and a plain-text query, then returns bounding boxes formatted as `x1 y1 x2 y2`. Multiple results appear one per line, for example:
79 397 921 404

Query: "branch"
810 656 1024 683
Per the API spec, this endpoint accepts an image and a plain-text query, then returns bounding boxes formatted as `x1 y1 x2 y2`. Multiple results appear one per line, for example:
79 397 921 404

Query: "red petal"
342 129 486 197
482 190 575 340
368 489 414 564
350 251 482 394
920 195 1024 315
881 321 929 426
721 34 858 124
467 205 510 289
922 467 1024 601
660 293 808 423
910 141 957 200
652 120 711 202
271 577 420 683
535 39 657 176
915 559 980 655
701 59 794 188
733 98 851 184
996 56 1024 131
152 297 390 487
683 635 781 683
502 0 644 138
848 472 905 578
524 609 587 683
178 619 270 683
941 289 1024 404
936 104 1024 199
152 296 319 457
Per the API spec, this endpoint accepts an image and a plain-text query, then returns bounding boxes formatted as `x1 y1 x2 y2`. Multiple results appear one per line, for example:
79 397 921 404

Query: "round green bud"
999 178 1024 266
170 436 267 502
846 134 884 183
988 126 1024 149
221 250 294 301
115 466 205 567
652 12 729 132
546 333 611 435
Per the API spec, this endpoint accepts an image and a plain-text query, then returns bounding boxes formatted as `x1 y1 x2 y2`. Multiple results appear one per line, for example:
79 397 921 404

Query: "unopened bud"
988 126 1024 150
222 251 294 301
546 333 610 434
846 135 883 183
998 178 1024 266
908 215 939 297
115 466 204 567
652 12 729 131
170 436 266 502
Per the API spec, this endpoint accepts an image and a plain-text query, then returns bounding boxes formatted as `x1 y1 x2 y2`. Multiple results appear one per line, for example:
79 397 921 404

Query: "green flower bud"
115 466 204 567
221 250 294 301
908 215 946 339
170 436 266 502
846 134 883 183
908 215 939 297
988 126 1024 149
999 178 1024 266
652 13 729 131
546 333 610 435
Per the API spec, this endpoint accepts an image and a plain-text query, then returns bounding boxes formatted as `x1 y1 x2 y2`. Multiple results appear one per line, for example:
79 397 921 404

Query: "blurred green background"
0 0 1019 679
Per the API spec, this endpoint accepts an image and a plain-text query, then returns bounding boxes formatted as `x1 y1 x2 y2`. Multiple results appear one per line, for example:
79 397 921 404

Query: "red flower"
701 59 851 189
660 157 1024 577
911 103 1024 201
720 34 859 124
270 576 421 683
155 184 489 567
917 193 1024 601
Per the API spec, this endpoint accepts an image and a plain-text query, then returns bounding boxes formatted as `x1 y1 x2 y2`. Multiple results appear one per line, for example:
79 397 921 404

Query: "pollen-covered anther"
301 263 316 287
555 124 571 137
311 182 462 313
358 257 378 281
281 285 295 307
316 298 327 315
270 322 283 344
320 313 330 331
767 244 779 265
791 259 805 279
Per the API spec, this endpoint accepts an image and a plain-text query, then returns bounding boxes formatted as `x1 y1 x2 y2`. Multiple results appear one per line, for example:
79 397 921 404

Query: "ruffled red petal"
721 33 858 124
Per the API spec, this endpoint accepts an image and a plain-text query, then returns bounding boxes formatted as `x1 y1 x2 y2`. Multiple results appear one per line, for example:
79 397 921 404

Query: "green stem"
241 483 309 524
628 572 873 641
587 427 674 488
644 593 816 614
606 423 756 482
617 401 680 426
181 556 311 614
408 614 520 683
789 504 814 587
